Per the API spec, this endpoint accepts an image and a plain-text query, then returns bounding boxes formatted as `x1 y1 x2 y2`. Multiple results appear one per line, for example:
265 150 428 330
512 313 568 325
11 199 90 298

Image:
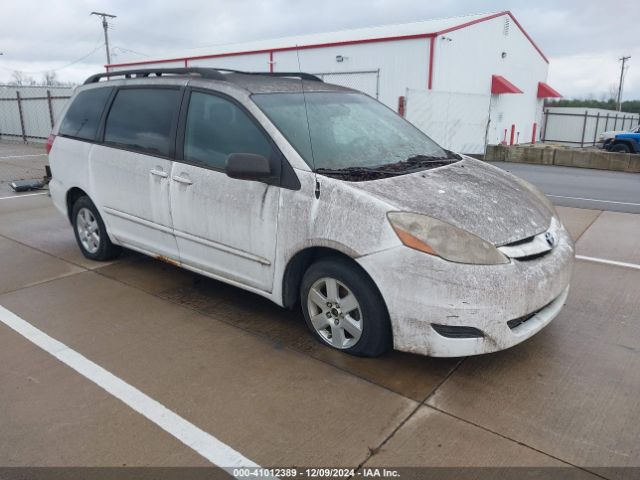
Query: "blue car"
603 132 640 153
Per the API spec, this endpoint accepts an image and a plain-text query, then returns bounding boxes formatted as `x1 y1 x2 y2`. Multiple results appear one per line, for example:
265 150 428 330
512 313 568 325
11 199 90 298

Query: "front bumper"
357 221 574 357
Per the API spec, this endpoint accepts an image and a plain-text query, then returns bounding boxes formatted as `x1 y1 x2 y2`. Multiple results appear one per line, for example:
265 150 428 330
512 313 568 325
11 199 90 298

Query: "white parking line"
576 255 640 271
0 305 273 478
548 195 640 207
0 153 47 159
0 192 48 201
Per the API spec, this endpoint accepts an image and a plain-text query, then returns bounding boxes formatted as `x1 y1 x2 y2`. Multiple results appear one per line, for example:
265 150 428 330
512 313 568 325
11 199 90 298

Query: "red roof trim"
491 75 523 94
537 81 562 98
105 11 548 69
106 33 436 69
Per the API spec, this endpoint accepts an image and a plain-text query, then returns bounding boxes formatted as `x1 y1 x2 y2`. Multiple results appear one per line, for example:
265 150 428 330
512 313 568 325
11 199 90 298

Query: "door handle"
150 169 168 178
172 175 193 186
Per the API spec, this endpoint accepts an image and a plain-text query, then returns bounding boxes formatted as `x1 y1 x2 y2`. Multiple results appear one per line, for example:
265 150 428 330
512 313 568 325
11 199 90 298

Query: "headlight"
516 178 558 218
387 212 509 265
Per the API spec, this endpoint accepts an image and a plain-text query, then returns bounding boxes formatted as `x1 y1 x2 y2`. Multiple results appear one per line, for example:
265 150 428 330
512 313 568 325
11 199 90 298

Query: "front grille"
431 324 485 339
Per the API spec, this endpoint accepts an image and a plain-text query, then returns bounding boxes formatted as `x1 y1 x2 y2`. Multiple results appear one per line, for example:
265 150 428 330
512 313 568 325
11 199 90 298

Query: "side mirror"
225 153 273 181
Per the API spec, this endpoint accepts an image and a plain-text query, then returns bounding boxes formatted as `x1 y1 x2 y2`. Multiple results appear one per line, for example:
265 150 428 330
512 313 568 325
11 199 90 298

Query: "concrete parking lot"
1 141 639 479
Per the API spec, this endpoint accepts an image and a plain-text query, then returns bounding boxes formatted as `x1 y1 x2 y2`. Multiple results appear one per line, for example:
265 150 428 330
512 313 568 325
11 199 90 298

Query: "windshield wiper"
315 166 404 176
406 151 461 164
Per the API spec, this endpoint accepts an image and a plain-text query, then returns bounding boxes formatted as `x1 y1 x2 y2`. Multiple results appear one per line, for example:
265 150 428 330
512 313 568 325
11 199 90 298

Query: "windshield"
252 92 451 172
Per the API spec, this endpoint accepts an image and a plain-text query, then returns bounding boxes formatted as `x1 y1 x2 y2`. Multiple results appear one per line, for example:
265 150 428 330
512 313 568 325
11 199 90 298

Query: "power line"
0 41 105 75
111 46 150 58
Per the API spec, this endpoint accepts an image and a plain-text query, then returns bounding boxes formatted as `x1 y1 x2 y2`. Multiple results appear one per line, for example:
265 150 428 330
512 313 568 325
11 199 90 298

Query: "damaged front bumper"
357 221 574 357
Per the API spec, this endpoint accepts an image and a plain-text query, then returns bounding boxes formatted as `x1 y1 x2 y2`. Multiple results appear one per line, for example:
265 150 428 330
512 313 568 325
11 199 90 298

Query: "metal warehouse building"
107 11 561 154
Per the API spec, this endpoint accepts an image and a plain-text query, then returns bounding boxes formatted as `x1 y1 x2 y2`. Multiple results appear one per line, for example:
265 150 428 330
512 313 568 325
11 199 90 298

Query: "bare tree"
42 71 59 86
10 70 25 86
9 70 35 86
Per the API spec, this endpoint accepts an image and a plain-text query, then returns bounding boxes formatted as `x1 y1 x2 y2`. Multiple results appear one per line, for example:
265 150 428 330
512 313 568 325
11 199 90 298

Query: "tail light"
46 134 56 154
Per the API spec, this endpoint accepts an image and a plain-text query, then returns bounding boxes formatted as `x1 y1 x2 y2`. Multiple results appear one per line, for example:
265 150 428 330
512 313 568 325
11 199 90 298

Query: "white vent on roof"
503 17 510 36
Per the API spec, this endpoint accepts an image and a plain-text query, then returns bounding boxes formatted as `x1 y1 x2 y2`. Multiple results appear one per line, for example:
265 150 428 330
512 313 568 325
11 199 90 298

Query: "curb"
483 145 640 173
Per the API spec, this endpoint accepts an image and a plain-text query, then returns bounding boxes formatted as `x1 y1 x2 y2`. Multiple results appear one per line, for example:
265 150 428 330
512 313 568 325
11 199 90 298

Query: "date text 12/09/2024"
232 468 400 478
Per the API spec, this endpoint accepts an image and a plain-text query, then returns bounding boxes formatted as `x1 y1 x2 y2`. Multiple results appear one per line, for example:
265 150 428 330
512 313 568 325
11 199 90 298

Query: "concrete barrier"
484 145 639 173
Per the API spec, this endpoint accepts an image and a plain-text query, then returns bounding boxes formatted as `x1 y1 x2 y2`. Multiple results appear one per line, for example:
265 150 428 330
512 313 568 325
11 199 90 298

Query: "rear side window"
183 91 272 170
59 87 112 141
104 88 180 157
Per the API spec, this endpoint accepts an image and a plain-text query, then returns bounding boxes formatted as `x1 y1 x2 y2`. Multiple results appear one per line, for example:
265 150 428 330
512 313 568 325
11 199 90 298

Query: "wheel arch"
281 246 387 313
66 187 89 223
611 139 636 152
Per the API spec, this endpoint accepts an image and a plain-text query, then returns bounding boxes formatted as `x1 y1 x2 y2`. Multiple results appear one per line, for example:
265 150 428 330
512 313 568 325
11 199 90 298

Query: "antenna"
91 12 117 64
295 46 319 197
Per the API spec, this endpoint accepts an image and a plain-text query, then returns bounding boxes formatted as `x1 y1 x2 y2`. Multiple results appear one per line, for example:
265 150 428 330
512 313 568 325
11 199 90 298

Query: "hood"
348 158 552 246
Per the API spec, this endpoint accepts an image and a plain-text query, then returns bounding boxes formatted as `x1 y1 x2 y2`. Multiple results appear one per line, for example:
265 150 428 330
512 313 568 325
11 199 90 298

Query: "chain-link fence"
311 70 380 99
0 86 73 143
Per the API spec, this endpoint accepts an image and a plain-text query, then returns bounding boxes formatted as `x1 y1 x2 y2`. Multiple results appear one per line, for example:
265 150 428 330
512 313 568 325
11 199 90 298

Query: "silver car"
47 68 574 357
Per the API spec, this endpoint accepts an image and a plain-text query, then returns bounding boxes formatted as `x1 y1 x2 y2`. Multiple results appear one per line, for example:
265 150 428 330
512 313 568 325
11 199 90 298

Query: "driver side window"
183 91 273 170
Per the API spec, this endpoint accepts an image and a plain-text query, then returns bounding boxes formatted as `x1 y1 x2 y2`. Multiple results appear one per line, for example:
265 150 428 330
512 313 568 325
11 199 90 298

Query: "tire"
300 257 392 357
71 196 121 261
611 143 631 153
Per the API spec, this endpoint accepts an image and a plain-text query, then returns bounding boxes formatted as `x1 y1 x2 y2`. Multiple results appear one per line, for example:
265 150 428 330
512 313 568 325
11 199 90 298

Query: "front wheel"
72 196 121 261
611 143 631 153
300 257 392 357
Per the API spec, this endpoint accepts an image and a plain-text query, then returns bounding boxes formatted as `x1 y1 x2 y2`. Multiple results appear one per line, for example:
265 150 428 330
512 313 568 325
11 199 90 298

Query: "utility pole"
90 12 116 65
616 55 631 112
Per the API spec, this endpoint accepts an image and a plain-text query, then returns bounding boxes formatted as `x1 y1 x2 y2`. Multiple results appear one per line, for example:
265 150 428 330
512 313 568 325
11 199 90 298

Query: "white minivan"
48 68 574 358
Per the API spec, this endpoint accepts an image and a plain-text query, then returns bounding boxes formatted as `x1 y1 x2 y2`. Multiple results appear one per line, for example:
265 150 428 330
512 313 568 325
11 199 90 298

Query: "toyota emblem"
545 232 555 247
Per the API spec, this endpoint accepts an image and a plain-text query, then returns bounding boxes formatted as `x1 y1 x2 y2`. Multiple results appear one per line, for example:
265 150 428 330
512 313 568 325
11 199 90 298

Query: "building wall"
271 39 429 107
188 53 271 72
432 15 549 146
106 14 550 152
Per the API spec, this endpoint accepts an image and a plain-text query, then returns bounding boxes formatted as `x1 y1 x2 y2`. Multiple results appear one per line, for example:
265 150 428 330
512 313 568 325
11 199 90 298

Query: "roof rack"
83 67 323 85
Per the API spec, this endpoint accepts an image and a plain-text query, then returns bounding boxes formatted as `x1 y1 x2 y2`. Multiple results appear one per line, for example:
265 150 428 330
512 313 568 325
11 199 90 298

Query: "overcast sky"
1 0 638 99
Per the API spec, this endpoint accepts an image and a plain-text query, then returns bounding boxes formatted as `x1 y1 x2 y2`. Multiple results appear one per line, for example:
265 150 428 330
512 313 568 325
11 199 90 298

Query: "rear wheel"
72 196 121 261
611 143 631 153
300 257 392 357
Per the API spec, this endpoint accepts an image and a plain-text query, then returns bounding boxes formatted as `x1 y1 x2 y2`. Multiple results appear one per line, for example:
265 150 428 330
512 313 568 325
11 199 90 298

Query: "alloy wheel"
307 277 363 349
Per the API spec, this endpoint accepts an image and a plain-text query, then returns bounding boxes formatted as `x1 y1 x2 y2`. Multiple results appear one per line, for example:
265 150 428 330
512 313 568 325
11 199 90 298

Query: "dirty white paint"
0 305 273 477
49 75 574 358
357 215 574 356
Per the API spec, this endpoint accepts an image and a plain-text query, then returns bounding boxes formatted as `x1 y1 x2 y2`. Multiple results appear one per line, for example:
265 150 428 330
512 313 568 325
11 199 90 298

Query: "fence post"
604 114 609 131
397 96 406 117
531 122 537 144
46 90 55 128
16 91 27 142
613 114 618 130
580 110 588 147
593 112 600 145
